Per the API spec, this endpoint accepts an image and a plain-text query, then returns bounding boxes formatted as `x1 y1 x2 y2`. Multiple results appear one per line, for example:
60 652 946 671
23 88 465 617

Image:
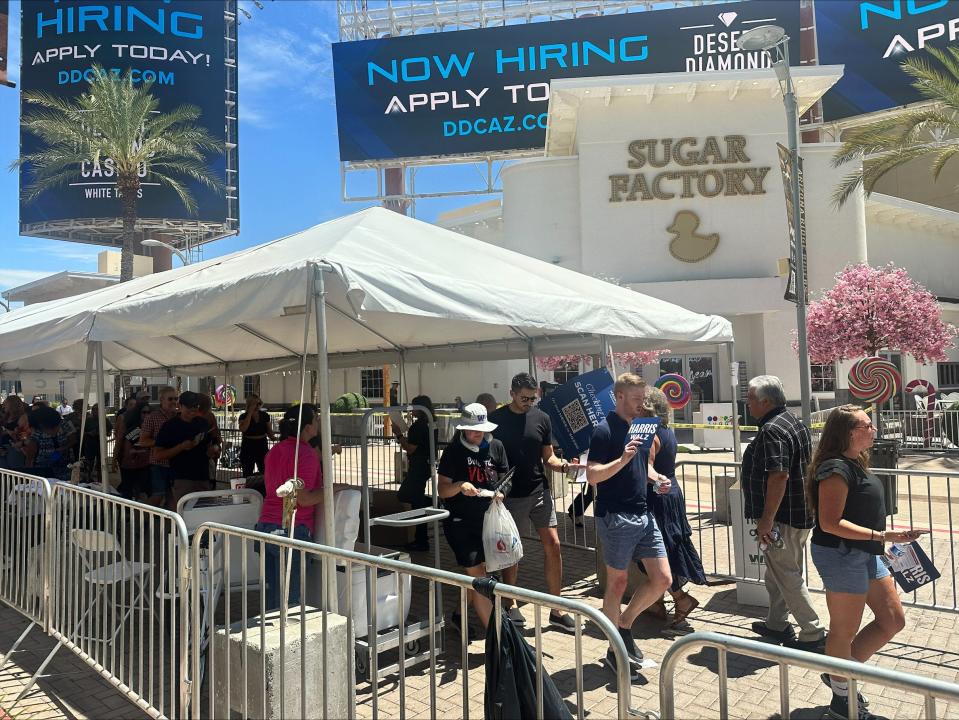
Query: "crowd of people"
0 369 922 716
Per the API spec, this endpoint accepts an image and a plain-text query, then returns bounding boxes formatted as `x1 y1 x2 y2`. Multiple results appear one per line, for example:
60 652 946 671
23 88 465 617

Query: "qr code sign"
562 400 589 434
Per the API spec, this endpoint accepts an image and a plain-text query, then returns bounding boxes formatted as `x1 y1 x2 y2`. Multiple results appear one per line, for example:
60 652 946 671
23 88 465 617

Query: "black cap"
178 391 201 409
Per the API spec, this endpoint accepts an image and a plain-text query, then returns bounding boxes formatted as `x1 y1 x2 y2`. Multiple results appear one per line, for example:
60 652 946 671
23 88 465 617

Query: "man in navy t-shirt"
587 373 671 677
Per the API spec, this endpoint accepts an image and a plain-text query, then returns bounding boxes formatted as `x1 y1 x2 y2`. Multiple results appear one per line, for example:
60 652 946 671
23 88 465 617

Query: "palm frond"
932 143 959 180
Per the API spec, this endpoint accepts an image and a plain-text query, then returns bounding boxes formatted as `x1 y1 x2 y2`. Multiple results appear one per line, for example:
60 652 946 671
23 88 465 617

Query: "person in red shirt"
255 403 325 611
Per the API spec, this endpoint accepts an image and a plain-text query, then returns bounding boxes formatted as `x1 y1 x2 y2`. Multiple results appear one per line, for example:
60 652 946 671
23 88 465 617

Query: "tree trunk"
117 173 140 282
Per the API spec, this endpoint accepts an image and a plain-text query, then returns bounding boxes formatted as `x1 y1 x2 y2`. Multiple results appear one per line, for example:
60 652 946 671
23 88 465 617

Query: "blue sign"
332 0 800 161
542 368 616 459
815 0 958 120
627 418 660 451
19 1 232 226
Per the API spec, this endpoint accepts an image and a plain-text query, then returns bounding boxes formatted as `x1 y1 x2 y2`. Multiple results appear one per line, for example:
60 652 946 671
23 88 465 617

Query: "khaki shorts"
505 487 557 532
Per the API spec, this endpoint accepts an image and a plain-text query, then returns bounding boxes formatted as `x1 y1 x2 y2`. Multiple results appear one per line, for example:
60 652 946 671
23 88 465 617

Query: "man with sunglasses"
742 374 826 652
490 372 582 632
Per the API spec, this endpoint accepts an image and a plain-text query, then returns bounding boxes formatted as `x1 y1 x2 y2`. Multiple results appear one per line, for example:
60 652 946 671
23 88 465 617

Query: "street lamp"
141 238 190 266
736 25 812 427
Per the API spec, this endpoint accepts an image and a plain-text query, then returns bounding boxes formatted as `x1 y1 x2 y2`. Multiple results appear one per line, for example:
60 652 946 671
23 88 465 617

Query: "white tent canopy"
0 207 732 374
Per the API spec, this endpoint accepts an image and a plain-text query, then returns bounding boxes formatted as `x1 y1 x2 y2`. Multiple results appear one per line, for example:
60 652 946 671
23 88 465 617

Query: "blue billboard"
332 0 801 161
19 1 233 227
815 0 959 120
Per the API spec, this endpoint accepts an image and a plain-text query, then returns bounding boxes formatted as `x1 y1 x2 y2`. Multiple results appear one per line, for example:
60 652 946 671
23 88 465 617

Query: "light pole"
736 25 812 427
140 239 191 391
141 238 190 266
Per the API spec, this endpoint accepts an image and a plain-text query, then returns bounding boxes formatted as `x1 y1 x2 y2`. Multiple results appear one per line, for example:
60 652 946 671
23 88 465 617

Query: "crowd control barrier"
660 631 959 719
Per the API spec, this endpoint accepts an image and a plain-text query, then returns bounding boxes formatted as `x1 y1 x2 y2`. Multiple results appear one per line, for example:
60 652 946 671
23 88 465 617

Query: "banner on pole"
777 143 808 304
541 368 616 459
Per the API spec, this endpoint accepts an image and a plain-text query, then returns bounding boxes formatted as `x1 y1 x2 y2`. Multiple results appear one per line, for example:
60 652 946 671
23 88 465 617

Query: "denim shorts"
811 542 890 594
149 465 175 498
596 510 666 570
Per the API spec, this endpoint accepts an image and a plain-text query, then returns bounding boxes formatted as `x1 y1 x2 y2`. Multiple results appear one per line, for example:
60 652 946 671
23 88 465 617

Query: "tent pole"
726 342 742 472
600 335 616 377
527 340 535 380
399 351 408 404
94 342 109 491
312 263 337 611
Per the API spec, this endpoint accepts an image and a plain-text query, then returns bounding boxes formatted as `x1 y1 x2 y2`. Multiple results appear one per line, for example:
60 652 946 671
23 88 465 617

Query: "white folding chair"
71 528 155 642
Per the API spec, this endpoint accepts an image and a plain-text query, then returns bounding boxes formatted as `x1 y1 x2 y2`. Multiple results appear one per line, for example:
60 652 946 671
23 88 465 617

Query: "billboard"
0 0 10 87
332 0 801 162
19 1 234 233
815 0 959 120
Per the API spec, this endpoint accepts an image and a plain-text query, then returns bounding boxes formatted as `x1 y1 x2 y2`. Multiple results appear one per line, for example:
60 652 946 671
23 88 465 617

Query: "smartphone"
193 430 208 444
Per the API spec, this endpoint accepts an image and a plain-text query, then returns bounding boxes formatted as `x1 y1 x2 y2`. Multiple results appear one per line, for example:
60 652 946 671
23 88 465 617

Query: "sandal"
643 598 670 620
672 593 700 625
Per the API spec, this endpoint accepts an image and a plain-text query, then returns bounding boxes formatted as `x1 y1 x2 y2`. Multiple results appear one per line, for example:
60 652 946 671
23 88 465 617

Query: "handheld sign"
886 542 940 594
626 418 660 451
541 368 616 459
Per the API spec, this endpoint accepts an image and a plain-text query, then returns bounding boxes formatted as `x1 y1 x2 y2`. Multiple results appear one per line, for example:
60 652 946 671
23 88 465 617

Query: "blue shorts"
149 465 175 498
811 542 890 594
596 510 666 571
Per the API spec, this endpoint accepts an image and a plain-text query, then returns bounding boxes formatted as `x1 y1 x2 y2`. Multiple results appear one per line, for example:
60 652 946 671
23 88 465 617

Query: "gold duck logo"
666 210 719 263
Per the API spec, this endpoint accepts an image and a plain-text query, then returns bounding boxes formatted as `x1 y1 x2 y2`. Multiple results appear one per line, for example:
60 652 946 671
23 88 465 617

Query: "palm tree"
833 46 959 207
14 65 222 281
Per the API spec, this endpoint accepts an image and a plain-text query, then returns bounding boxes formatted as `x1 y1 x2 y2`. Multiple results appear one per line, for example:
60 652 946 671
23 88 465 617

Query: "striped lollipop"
847 358 900 404
655 373 692 410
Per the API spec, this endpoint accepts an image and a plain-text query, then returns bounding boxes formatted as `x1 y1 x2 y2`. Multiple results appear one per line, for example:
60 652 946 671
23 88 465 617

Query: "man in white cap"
437 403 509 633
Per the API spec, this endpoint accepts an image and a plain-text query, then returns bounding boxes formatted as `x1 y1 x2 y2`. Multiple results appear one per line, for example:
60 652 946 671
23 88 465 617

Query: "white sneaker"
506 607 526 626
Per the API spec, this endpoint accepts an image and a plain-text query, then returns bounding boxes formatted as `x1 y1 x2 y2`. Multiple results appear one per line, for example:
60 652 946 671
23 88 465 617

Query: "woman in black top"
395 395 437 552
438 403 509 630
238 394 275 477
808 404 925 720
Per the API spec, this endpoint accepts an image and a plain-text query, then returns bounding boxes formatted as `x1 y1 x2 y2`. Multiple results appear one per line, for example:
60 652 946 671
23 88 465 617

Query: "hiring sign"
332 0 800 161
19 0 232 227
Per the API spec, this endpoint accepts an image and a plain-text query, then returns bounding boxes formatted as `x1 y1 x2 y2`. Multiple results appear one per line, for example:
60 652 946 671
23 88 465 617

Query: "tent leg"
312 263 337 612
600 335 617 377
527 341 536 380
726 342 742 469
94 342 109 491
399 352 408 404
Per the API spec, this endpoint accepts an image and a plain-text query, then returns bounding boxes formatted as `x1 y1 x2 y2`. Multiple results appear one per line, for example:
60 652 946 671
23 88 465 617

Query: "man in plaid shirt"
742 375 826 652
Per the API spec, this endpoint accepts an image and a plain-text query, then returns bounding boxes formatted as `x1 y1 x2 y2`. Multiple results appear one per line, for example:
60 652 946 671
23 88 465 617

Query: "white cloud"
32 244 103 265
0 269 56 290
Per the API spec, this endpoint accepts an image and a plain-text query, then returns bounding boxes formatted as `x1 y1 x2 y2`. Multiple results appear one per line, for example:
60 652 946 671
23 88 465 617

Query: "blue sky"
0 0 477 295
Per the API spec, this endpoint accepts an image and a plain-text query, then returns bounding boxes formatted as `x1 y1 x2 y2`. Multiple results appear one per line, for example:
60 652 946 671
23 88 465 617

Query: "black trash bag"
480 579 573 720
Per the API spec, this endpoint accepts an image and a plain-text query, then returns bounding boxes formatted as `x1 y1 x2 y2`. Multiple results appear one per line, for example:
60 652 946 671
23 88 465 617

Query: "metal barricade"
660 631 959 719
0 470 52 675
42 483 192 719
879 409 959 452
189 521 644 720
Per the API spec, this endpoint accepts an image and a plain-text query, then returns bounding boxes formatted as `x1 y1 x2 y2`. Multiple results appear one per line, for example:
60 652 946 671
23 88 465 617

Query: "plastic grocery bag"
483 498 524 573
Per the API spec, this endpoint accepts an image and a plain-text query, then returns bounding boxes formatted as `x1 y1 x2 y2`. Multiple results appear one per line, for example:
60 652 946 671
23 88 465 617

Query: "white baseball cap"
455 403 498 432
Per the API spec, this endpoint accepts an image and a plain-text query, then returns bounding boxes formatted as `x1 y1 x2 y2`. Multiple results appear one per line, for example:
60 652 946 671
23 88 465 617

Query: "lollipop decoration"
215 384 237 408
655 373 692 410
847 358 901 404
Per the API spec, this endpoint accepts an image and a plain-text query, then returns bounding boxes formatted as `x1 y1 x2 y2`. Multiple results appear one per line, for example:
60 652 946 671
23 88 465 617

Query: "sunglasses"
515 394 537 403
855 422 876 430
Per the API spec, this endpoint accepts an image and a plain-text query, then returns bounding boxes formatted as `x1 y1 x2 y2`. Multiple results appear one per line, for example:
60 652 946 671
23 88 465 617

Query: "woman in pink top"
255 404 324 610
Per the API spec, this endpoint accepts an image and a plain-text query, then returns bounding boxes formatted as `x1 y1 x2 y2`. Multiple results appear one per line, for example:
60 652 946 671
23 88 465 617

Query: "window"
810 363 836 392
553 360 579 385
0 380 21 395
361 369 384 400
938 362 959 391
243 375 260 399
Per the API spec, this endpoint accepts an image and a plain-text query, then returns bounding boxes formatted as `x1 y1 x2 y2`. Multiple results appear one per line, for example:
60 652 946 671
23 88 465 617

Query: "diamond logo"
718 11 738 27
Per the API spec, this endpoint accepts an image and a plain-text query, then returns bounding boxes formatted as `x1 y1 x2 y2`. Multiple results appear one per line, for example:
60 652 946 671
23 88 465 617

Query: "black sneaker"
751 620 797 643
827 693 883 720
784 634 827 654
549 612 584 633
450 611 478 642
617 627 645 668
821 673 869 708
603 649 641 682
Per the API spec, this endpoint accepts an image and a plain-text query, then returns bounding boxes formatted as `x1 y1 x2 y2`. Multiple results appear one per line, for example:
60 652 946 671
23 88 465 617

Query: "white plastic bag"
482 498 524 572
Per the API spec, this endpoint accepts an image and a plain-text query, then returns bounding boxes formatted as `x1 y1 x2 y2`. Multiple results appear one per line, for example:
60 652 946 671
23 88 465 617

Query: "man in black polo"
742 374 825 651
491 372 581 632
154 391 213 508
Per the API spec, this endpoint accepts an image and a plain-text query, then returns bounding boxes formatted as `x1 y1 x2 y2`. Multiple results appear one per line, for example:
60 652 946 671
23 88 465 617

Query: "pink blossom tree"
804 263 956 363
